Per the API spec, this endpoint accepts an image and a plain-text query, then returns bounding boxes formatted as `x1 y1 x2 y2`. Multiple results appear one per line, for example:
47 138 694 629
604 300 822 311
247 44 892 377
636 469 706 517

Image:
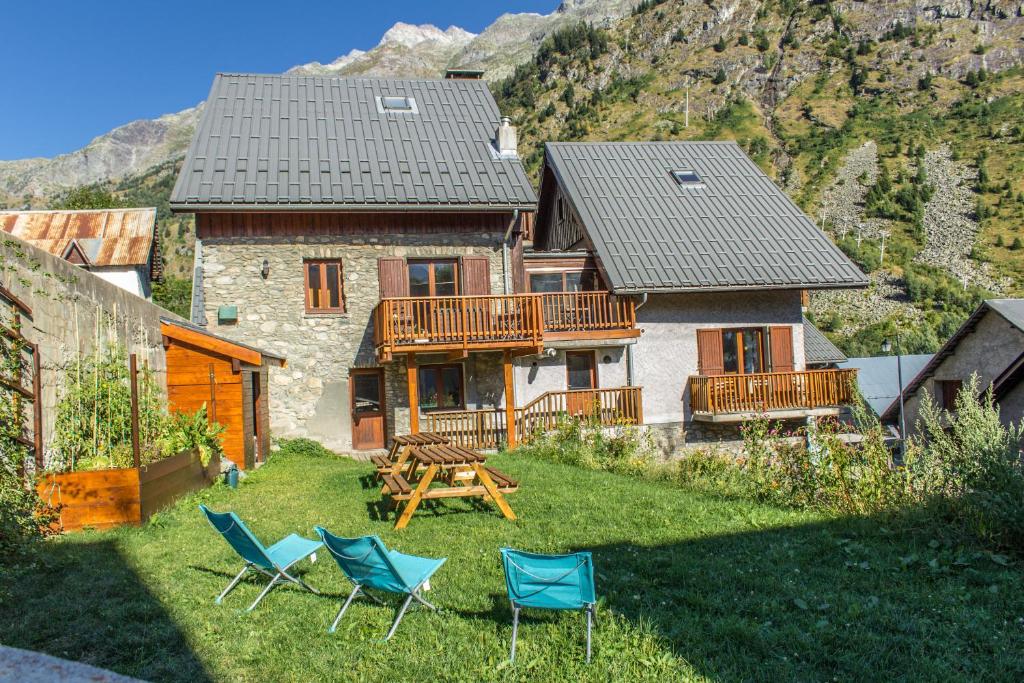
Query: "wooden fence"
423 386 644 450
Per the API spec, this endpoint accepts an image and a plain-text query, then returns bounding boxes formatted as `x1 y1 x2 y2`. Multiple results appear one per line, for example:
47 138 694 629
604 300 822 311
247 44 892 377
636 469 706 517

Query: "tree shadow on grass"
580 511 1024 681
0 539 211 683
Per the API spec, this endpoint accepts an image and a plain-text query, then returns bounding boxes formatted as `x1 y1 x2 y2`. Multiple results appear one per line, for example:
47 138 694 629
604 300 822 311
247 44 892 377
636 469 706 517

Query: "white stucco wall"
514 346 629 406
633 290 805 424
92 267 148 299
901 309 1024 434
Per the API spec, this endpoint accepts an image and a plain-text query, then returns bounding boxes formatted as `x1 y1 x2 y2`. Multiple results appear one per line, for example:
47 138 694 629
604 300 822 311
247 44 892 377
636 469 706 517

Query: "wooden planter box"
36 450 221 532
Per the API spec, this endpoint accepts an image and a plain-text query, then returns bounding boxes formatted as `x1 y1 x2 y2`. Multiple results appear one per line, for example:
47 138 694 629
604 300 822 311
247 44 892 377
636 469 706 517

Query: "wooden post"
406 352 419 434
503 350 516 449
129 353 141 468
32 343 42 469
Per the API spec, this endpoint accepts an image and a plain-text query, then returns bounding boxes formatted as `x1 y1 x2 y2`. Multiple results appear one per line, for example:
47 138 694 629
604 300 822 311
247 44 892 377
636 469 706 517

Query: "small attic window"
378 95 417 114
671 170 703 186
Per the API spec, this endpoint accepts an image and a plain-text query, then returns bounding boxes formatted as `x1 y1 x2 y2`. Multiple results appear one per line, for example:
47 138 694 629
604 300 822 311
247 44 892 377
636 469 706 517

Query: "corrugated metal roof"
803 317 847 365
839 354 934 416
541 141 869 293
0 208 156 267
170 73 537 211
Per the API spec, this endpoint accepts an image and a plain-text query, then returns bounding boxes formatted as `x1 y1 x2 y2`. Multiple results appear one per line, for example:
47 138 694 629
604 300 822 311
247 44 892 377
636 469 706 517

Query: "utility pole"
879 229 889 266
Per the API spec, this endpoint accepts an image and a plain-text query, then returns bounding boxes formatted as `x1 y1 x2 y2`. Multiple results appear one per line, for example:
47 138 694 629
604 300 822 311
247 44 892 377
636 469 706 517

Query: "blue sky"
0 0 556 160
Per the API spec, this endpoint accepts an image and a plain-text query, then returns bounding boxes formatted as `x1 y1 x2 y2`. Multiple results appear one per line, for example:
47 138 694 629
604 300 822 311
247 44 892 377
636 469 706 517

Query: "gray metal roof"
839 354 934 416
803 317 847 365
541 141 869 293
170 73 536 211
986 299 1024 332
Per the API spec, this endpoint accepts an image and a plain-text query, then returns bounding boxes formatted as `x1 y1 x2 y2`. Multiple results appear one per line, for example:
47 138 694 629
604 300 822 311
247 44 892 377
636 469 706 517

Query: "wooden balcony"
422 386 644 450
374 291 639 361
689 369 858 421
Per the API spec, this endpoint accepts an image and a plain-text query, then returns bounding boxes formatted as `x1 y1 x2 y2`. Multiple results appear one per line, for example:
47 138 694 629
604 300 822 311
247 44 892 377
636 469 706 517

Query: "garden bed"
36 449 220 532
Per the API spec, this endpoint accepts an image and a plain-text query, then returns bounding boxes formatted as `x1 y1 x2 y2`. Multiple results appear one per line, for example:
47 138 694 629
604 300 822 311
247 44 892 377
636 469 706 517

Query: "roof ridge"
214 72 483 86
0 207 156 215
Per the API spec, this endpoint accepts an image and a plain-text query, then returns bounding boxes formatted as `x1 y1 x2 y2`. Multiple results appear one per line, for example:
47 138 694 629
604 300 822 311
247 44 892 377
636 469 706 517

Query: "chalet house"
169 73 868 454
880 299 1024 433
0 208 161 299
527 142 868 447
170 73 543 452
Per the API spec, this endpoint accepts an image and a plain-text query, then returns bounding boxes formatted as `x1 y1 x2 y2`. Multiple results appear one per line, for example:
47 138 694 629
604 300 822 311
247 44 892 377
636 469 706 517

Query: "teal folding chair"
500 548 597 663
199 505 323 611
314 527 446 640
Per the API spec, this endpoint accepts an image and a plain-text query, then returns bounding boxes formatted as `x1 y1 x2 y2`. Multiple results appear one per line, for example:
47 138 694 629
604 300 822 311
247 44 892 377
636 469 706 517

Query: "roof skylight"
670 170 703 186
380 96 415 112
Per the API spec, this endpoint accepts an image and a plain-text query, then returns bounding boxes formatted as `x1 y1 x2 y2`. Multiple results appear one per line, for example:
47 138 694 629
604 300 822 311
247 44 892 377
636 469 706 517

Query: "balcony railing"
422 386 644 450
689 369 858 418
374 291 638 359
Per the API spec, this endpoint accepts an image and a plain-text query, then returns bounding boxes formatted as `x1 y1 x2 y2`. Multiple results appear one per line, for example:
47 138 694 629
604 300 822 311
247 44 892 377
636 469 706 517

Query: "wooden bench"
484 466 519 492
370 454 392 473
380 473 412 500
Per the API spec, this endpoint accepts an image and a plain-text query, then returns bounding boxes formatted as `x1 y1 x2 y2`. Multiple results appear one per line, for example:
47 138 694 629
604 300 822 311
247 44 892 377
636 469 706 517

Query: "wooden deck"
688 369 857 421
373 291 639 360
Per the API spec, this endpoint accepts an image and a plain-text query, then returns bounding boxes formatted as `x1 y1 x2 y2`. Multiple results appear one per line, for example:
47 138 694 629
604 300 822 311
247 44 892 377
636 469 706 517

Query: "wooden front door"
566 351 598 417
351 369 386 450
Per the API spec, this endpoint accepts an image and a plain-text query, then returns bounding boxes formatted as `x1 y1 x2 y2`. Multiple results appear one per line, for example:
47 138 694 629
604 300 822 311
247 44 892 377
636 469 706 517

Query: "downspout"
625 293 647 386
502 209 520 295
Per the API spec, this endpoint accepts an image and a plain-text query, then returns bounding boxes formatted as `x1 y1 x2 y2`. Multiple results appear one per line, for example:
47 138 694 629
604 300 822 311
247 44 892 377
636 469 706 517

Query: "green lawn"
3 450 1023 681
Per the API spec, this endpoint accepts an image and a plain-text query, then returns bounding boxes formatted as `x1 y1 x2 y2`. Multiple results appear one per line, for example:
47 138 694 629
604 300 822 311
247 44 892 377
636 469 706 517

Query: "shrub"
713 36 726 52
712 68 727 85
908 376 1024 550
514 415 654 477
276 438 336 459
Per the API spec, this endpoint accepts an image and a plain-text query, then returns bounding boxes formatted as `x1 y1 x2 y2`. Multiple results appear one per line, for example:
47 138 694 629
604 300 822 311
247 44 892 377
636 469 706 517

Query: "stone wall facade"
199 230 510 452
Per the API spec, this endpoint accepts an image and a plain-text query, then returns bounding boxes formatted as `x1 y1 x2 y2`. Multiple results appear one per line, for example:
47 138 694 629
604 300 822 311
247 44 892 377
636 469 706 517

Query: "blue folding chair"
500 548 597 663
314 527 446 640
199 505 323 611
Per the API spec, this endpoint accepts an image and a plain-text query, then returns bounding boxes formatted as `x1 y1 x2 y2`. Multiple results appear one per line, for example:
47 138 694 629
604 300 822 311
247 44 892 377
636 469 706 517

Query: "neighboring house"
1 231 283 472
803 317 847 369
880 299 1024 432
528 141 868 447
838 354 933 417
0 208 161 299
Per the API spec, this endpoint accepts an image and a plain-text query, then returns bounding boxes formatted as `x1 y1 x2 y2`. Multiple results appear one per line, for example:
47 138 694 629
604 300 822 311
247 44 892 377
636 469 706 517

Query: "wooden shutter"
461 255 491 295
377 257 409 298
696 329 725 376
769 326 795 372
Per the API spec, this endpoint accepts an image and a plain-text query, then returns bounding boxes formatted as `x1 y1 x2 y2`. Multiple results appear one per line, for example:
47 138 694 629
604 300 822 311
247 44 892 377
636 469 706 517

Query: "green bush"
514 416 654 477
276 438 336 459
908 376 1024 550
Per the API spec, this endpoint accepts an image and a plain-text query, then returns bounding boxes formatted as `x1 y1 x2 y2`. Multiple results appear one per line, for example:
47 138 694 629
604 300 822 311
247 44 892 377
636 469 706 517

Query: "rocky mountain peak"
378 22 476 49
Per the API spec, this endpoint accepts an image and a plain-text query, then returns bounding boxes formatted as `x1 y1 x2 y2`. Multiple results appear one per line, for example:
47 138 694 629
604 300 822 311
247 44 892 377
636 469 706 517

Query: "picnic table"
373 432 450 492
380 444 518 530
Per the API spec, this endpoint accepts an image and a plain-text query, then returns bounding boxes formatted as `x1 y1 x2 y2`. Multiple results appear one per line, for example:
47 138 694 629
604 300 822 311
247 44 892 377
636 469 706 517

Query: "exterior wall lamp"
261 259 270 280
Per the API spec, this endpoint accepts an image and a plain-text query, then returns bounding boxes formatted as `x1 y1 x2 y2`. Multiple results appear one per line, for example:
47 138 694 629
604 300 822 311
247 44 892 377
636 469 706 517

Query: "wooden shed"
161 319 285 470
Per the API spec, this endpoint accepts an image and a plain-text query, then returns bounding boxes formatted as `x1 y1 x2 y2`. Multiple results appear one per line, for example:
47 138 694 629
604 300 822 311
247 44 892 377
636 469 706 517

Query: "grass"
3 449 1024 681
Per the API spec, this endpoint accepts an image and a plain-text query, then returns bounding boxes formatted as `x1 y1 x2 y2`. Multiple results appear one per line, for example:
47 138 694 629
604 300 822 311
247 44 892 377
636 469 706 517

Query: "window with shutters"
698 327 783 375
304 260 345 313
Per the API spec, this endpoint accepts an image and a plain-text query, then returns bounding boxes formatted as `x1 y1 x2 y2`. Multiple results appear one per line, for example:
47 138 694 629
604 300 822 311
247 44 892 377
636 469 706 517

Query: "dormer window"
670 170 703 186
378 95 417 114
